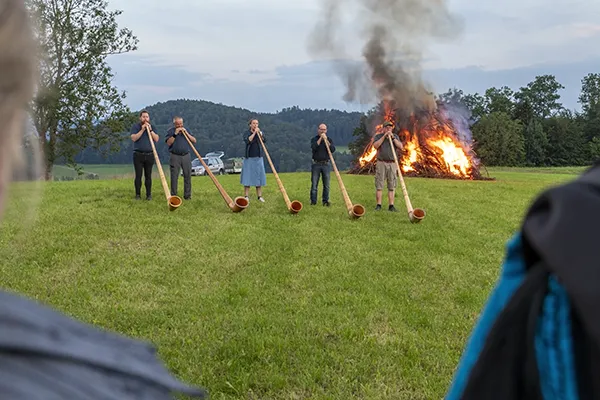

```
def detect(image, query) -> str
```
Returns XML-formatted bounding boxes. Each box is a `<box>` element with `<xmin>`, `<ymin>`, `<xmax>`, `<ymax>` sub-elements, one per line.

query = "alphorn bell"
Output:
<box><xmin>146</xmin><ymin>125</ymin><xmax>182</xmax><ymax>211</ymax></box>
<box><xmin>255</xmin><ymin>130</ymin><xmax>303</xmax><ymax>214</ymax></box>
<box><xmin>387</xmin><ymin>135</ymin><xmax>425</xmax><ymax>223</ymax></box>
<box><xmin>322</xmin><ymin>135</ymin><xmax>365</xmax><ymax>219</ymax></box>
<box><xmin>180</xmin><ymin>128</ymin><xmax>248</xmax><ymax>212</ymax></box>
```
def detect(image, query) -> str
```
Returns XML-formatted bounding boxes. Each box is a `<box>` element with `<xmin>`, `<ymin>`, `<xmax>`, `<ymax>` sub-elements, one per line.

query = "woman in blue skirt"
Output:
<box><xmin>241</xmin><ymin>118</ymin><xmax>267</xmax><ymax>202</ymax></box>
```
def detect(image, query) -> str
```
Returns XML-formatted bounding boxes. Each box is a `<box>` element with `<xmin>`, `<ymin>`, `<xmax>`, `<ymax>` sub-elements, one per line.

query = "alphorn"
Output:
<box><xmin>387</xmin><ymin>135</ymin><xmax>425</xmax><ymax>223</ymax></box>
<box><xmin>146</xmin><ymin>125</ymin><xmax>182</xmax><ymax>211</ymax></box>
<box><xmin>180</xmin><ymin>128</ymin><xmax>248</xmax><ymax>212</ymax></box>
<box><xmin>322</xmin><ymin>136</ymin><xmax>365</xmax><ymax>219</ymax></box>
<box><xmin>255</xmin><ymin>130</ymin><xmax>303</xmax><ymax>214</ymax></box>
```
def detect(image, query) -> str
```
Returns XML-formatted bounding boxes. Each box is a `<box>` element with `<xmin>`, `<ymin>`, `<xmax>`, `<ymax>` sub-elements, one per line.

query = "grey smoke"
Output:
<box><xmin>308</xmin><ymin>0</ymin><xmax>465</xmax><ymax>113</ymax></box>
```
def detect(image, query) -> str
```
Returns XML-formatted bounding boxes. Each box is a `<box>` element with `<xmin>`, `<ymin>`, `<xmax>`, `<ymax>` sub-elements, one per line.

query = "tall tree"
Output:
<box><xmin>26</xmin><ymin>0</ymin><xmax>138</xmax><ymax>178</ymax></box>
<box><xmin>514</xmin><ymin>75</ymin><xmax>565</xmax><ymax>119</ymax></box>
<box><xmin>578</xmin><ymin>73</ymin><xmax>600</xmax><ymax>142</ymax></box>
<box><xmin>484</xmin><ymin>86</ymin><xmax>515</xmax><ymax>115</ymax></box>
<box><xmin>471</xmin><ymin>112</ymin><xmax>525</xmax><ymax>166</ymax></box>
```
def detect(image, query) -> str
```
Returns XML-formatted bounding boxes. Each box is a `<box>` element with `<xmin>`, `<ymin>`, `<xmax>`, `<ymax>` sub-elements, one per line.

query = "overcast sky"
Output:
<box><xmin>107</xmin><ymin>0</ymin><xmax>600</xmax><ymax>113</ymax></box>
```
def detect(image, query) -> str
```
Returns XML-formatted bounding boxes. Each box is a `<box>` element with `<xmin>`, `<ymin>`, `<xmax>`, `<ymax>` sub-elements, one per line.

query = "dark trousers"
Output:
<box><xmin>133</xmin><ymin>151</ymin><xmax>154</xmax><ymax>197</ymax></box>
<box><xmin>310</xmin><ymin>162</ymin><xmax>331</xmax><ymax>204</ymax></box>
<box><xmin>169</xmin><ymin>152</ymin><xmax>192</xmax><ymax>198</ymax></box>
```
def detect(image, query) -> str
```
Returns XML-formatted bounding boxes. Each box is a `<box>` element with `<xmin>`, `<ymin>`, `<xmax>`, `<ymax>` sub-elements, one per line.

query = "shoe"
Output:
<box><xmin>184</xmin><ymin>197</ymin><xmax>191</xmax><ymax>200</ymax></box>
<box><xmin>258</xmin><ymin>196</ymin><xmax>265</xmax><ymax>202</ymax></box>
<box><xmin>389</xmin><ymin>205</ymin><xmax>397</xmax><ymax>212</ymax></box>
<box><xmin>135</xmin><ymin>195</ymin><xmax>141</xmax><ymax>200</ymax></box>
<box><xmin>375</xmin><ymin>204</ymin><xmax>382</xmax><ymax>211</ymax></box>
<box><xmin>146</xmin><ymin>195</ymin><xmax>152</xmax><ymax>200</ymax></box>
<box><xmin>245</xmin><ymin>196</ymin><xmax>249</xmax><ymax>203</ymax></box>
<box><xmin>323</xmin><ymin>202</ymin><xmax>330</xmax><ymax>206</ymax></box>
<box><xmin>311</xmin><ymin>202</ymin><xmax>317</xmax><ymax>205</ymax></box>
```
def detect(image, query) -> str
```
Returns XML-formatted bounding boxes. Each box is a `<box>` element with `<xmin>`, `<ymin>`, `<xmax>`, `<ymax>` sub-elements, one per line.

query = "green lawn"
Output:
<box><xmin>0</xmin><ymin>168</ymin><xmax>583</xmax><ymax>399</ymax></box>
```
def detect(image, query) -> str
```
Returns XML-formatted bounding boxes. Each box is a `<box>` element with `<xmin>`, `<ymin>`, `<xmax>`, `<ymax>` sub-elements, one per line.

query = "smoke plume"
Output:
<box><xmin>308</xmin><ymin>0</ymin><xmax>464</xmax><ymax>113</ymax></box>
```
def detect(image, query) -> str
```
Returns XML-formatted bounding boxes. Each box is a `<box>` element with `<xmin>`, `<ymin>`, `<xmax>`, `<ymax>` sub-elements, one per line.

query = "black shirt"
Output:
<box><xmin>165</xmin><ymin>127</ymin><xmax>191</xmax><ymax>155</ymax></box>
<box><xmin>243</xmin><ymin>129</ymin><xmax>266</xmax><ymax>158</ymax></box>
<box><xmin>130</xmin><ymin>123</ymin><xmax>158</xmax><ymax>153</ymax></box>
<box><xmin>311</xmin><ymin>135</ymin><xmax>335</xmax><ymax>162</ymax></box>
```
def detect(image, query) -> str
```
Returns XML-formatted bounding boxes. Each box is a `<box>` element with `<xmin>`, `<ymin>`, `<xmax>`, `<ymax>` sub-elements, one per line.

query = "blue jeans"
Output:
<box><xmin>310</xmin><ymin>162</ymin><xmax>331</xmax><ymax>204</ymax></box>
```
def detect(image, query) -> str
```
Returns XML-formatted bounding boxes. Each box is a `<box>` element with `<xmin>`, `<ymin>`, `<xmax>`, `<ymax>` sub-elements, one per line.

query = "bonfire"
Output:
<box><xmin>350</xmin><ymin>101</ymin><xmax>491</xmax><ymax>180</ymax></box>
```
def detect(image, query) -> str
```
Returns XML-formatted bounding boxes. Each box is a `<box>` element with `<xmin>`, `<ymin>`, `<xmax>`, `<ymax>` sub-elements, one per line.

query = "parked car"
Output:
<box><xmin>187</xmin><ymin>156</ymin><xmax>225</xmax><ymax>176</ymax></box>
<box><xmin>224</xmin><ymin>158</ymin><xmax>243</xmax><ymax>174</ymax></box>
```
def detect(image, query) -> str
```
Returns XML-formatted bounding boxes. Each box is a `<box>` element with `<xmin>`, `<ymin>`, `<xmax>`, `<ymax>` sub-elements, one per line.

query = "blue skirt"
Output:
<box><xmin>240</xmin><ymin>157</ymin><xmax>267</xmax><ymax>187</ymax></box>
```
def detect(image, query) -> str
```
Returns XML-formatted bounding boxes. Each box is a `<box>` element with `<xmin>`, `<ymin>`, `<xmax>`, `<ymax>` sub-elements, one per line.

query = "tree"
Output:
<box><xmin>579</xmin><ymin>73</ymin><xmax>600</xmax><ymax>142</ymax></box>
<box><xmin>514</xmin><ymin>75</ymin><xmax>565</xmax><ymax>119</ymax></box>
<box><xmin>471</xmin><ymin>112</ymin><xmax>525</xmax><ymax>166</ymax></box>
<box><xmin>348</xmin><ymin>115</ymin><xmax>371</xmax><ymax>160</ymax></box>
<box><xmin>544</xmin><ymin>112</ymin><xmax>586</xmax><ymax>166</ymax></box>
<box><xmin>523</xmin><ymin>118</ymin><xmax>548</xmax><ymax>166</ymax></box>
<box><xmin>484</xmin><ymin>86</ymin><xmax>515</xmax><ymax>115</ymax></box>
<box><xmin>579</xmin><ymin>73</ymin><xmax>600</xmax><ymax>115</ymax></box>
<box><xmin>26</xmin><ymin>0</ymin><xmax>138</xmax><ymax>178</ymax></box>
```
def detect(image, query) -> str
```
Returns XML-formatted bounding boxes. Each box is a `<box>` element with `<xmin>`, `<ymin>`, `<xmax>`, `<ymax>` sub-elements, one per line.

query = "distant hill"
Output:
<box><xmin>73</xmin><ymin>99</ymin><xmax>363</xmax><ymax>172</ymax></box>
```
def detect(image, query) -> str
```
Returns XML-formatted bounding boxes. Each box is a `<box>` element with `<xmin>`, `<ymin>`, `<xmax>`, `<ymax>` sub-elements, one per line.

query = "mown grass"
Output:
<box><xmin>0</xmin><ymin>167</ymin><xmax>582</xmax><ymax>399</ymax></box>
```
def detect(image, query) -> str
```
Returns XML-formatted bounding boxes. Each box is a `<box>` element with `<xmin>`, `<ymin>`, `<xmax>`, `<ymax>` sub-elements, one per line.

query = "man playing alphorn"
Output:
<box><xmin>130</xmin><ymin>110</ymin><xmax>159</xmax><ymax>200</ymax></box>
<box><xmin>310</xmin><ymin>123</ymin><xmax>335</xmax><ymax>206</ymax></box>
<box><xmin>373</xmin><ymin>121</ymin><xmax>403</xmax><ymax>212</ymax></box>
<box><xmin>165</xmin><ymin>116</ymin><xmax>195</xmax><ymax>200</ymax></box>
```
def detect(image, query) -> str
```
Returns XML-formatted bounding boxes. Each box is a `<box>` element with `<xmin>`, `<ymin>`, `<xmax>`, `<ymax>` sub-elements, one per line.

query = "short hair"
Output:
<box><xmin>139</xmin><ymin>110</ymin><xmax>149</xmax><ymax>116</ymax></box>
<box><xmin>173</xmin><ymin>115</ymin><xmax>183</xmax><ymax>121</ymax></box>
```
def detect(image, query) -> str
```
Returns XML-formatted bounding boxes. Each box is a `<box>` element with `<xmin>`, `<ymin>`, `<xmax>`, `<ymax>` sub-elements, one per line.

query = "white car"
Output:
<box><xmin>188</xmin><ymin>156</ymin><xmax>225</xmax><ymax>176</ymax></box>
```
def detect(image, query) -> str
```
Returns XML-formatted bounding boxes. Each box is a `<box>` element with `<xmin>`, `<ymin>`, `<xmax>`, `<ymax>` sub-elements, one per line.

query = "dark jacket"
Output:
<box><xmin>0</xmin><ymin>289</ymin><xmax>207</xmax><ymax>398</ymax></box>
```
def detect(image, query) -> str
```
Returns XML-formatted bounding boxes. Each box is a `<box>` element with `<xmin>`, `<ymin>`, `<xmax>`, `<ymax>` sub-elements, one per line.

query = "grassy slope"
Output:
<box><xmin>0</xmin><ymin>168</ymin><xmax>582</xmax><ymax>399</ymax></box>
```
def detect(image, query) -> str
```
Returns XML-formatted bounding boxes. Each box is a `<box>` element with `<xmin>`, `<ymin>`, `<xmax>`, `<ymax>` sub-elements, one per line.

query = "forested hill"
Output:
<box><xmin>73</xmin><ymin>99</ymin><xmax>363</xmax><ymax>172</ymax></box>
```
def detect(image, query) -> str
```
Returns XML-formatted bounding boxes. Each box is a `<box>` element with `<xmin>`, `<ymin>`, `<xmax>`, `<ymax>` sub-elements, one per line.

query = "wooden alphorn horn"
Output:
<box><xmin>322</xmin><ymin>136</ymin><xmax>365</xmax><ymax>219</ymax></box>
<box><xmin>387</xmin><ymin>135</ymin><xmax>425</xmax><ymax>223</ymax></box>
<box><xmin>180</xmin><ymin>128</ymin><xmax>248</xmax><ymax>212</ymax></box>
<box><xmin>255</xmin><ymin>130</ymin><xmax>303</xmax><ymax>214</ymax></box>
<box><xmin>146</xmin><ymin>125</ymin><xmax>182</xmax><ymax>211</ymax></box>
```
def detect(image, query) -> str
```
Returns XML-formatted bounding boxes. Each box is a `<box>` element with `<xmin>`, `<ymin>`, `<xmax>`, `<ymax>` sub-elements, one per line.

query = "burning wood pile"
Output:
<box><xmin>349</xmin><ymin>101</ymin><xmax>491</xmax><ymax>180</ymax></box>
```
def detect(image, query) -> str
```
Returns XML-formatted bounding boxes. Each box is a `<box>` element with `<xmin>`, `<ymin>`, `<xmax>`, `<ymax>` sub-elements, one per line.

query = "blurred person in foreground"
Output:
<box><xmin>445</xmin><ymin>160</ymin><xmax>600</xmax><ymax>399</ymax></box>
<box><xmin>0</xmin><ymin>1</ymin><xmax>206</xmax><ymax>398</ymax></box>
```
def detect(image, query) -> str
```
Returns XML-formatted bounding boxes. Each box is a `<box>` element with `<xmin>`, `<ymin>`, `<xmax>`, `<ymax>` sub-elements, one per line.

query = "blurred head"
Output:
<box><xmin>173</xmin><ymin>116</ymin><xmax>183</xmax><ymax>128</ymax></box>
<box><xmin>0</xmin><ymin>0</ymin><xmax>37</xmax><ymax>219</ymax></box>
<box><xmin>139</xmin><ymin>110</ymin><xmax>150</xmax><ymax>124</ymax></box>
<box><xmin>318</xmin><ymin>123</ymin><xmax>327</xmax><ymax>134</ymax></box>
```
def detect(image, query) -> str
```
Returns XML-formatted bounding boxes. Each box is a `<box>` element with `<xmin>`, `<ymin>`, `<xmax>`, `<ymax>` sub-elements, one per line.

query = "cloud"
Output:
<box><xmin>108</xmin><ymin>53</ymin><xmax>598</xmax><ymax>114</ymax></box>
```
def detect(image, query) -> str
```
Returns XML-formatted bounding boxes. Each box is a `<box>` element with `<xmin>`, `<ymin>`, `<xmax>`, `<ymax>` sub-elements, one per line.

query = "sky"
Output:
<box><xmin>107</xmin><ymin>0</ymin><xmax>600</xmax><ymax>114</ymax></box>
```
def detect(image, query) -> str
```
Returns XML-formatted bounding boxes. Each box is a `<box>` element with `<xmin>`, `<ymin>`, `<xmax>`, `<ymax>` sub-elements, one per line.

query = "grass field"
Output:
<box><xmin>0</xmin><ymin>167</ymin><xmax>584</xmax><ymax>399</ymax></box>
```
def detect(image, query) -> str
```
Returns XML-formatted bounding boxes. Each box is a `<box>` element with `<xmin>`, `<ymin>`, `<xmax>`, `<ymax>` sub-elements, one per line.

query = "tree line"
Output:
<box><xmin>437</xmin><ymin>74</ymin><xmax>600</xmax><ymax>167</ymax></box>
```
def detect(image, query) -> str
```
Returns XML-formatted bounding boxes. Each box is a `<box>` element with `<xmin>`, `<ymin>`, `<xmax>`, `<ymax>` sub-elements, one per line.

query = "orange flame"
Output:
<box><xmin>357</xmin><ymin>102</ymin><xmax>475</xmax><ymax>179</ymax></box>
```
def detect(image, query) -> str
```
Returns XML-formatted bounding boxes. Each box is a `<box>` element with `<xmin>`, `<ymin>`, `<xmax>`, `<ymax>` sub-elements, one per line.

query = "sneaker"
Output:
<box><xmin>389</xmin><ymin>205</ymin><xmax>397</xmax><ymax>212</ymax></box>
<box><xmin>245</xmin><ymin>196</ymin><xmax>249</xmax><ymax>203</ymax></box>
<box><xmin>311</xmin><ymin>202</ymin><xmax>317</xmax><ymax>205</ymax></box>
<box><xmin>258</xmin><ymin>196</ymin><xmax>265</xmax><ymax>202</ymax></box>
<box><xmin>323</xmin><ymin>202</ymin><xmax>330</xmax><ymax>206</ymax></box>
<box><xmin>184</xmin><ymin>197</ymin><xmax>191</xmax><ymax>200</ymax></box>
<box><xmin>135</xmin><ymin>195</ymin><xmax>141</xmax><ymax>200</ymax></box>
<box><xmin>146</xmin><ymin>195</ymin><xmax>152</xmax><ymax>200</ymax></box>
<box><xmin>375</xmin><ymin>204</ymin><xmax>382</xmax><ymax>211</ymax></box>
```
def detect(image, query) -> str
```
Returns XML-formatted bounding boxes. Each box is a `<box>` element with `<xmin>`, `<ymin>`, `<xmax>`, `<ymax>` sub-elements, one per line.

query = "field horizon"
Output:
<box><xmin>0</xmin><ymin>167</ymin><xmax>584</xmax><ymax>399</ymax></box>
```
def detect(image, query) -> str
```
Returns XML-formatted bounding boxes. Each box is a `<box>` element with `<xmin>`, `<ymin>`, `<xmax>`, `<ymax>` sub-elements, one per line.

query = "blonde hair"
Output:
<box><xmin>0</xmin><ymin>0</ymin><xmax>37</xmax><ymax>214</ymax></box>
